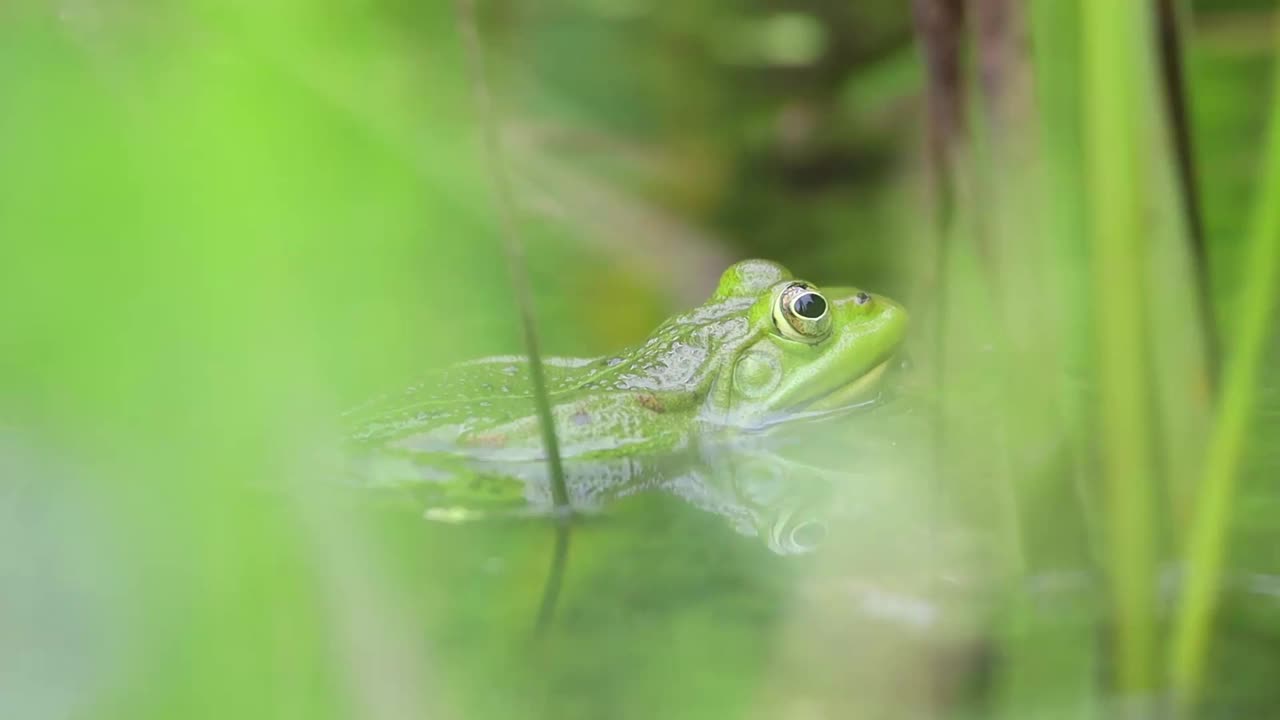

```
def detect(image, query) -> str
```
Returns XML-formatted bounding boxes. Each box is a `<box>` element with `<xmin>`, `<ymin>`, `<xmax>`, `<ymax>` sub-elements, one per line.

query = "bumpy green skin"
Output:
<box><xmin>345</xmin><ymin>259</ymin><xmax>908</xmax><ymax>463</ymax></box>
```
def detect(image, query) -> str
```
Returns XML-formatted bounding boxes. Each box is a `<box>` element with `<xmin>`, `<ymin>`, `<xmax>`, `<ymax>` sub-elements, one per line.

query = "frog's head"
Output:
<box><xmin>706</xmin><ymin>259</ymin><xmax>907</xmax><ymax>428</ymax></box>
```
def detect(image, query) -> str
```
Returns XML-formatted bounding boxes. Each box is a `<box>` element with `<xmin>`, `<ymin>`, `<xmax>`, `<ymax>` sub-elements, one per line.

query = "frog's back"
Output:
<box><xmin>345</xmin><ymin>355</ymin><xmax>606</xmax><ymax>443</ymax></box>
<box><xmin>344</xmin><ymin>279</ymin><xmax>762</xmax><ymax>461</ymax></box>
<box><xmin>344</xmin><ymin>352</ymin><xmax>688</xmax><ymax>460</ymax></box>
<box><xmin>355</xmin><ymin>332</ymin><xmax>740</xmax><ymax>459</ymax></box>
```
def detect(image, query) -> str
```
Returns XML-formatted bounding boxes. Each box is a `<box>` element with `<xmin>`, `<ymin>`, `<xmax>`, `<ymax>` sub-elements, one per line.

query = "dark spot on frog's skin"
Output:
<box><xmin>462</xmin><ymin>432</ymin><xmax>508</xmax><ymax>449</ymax></box>
<box><xmin>571</xmin><ymin>409</ymin><xmax>592</xmax><ymax>426</ymax></box>
<box><xmin>636</xmin><ymin>394</ymin><xmax>665</xmax><ymax>413</ymax></box>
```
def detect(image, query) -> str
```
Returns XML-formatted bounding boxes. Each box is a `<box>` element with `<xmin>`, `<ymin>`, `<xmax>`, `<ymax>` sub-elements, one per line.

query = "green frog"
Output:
<box><xmin>347</xmin><ymin>259</ymin><xmax>906</xmax><ymax>457</ymax></box>
<box><xmin>343</xmin><ymin>259</ymin><xmax>908</xmax><ymax>552</ymax></box>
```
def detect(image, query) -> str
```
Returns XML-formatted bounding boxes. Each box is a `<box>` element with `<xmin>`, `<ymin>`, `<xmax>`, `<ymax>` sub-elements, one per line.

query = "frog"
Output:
<box><xmin>345</xmin><ymin>258</ymin><xmax>908</xmax><ymax>462</ymax></box>
<box><xmin>342</xmin><ymin>258</ymin><xmax>908</xmax><ymax>553</ymax></box>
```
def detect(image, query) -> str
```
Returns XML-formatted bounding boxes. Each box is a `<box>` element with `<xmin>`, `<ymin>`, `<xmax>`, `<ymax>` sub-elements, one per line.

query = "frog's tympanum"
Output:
<box><xmin>344</xmin><ymin>259</ymin><xmax>907</xmax><ymax>554</ymax></box>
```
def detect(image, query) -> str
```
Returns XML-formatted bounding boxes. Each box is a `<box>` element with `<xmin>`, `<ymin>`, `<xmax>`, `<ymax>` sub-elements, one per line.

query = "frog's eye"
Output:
<box><xmin>773</xmin><ymin>282</ymin><xmax>831</xmax><ymax>343</ymax></box>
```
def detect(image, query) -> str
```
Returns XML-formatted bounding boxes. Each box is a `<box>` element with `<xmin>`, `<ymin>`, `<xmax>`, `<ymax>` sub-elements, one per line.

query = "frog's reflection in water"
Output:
<box><xmin>350</xmin><ymin>432</ymin><xmax>884</xmax><ymax>556</ymax></box>
<box><xmin>350</xmin><ymin>399</ymin><xmax>921</xmax><ymax>558</ymax></box>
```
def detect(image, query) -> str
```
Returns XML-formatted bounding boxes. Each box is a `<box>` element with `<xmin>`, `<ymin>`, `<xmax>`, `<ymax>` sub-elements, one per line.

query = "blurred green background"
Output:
<box><xmin>3</xmin><ymin>0</ymin><xmax>1279</xmax><ymax>718</ymax></box>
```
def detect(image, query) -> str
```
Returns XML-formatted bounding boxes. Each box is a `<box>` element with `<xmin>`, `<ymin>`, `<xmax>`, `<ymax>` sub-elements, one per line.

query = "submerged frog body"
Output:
<box><xmin>345</xmin><ymin>259</ymin><xmax>908</xmax><ymax>463</ymax></box>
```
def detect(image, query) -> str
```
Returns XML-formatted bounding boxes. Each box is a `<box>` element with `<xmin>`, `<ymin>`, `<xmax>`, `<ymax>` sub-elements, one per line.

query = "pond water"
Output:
<box><xmin>333</xmin><ymin>358</ymin><xmax>1280</xmax><ymax>719</ymax></box>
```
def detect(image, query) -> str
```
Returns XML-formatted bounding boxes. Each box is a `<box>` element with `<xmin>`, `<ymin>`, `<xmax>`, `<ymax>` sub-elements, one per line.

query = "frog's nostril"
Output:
<box><xmin>854</xmin><ymin>292</ymin><xmax>871</xmax><ymax>306</ymax></box>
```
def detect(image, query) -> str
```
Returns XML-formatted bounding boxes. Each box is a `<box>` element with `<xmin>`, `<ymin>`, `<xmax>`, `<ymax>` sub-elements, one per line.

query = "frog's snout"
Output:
<box><xmin>829</xmin><ymin>288</ymin><xmax>909</xmax><ymax>349</ymax></box>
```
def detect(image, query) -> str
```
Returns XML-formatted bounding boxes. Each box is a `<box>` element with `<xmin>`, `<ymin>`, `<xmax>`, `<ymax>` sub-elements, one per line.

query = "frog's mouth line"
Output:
<box><xmin>800</xmin><ymin>357</ymin><xmax>893</xmax><ymax>414</ymax></box>
<box><xmin>740</xmin><ymin>357</ymin><xmax>896</xmax><ymax>431</ymax></box>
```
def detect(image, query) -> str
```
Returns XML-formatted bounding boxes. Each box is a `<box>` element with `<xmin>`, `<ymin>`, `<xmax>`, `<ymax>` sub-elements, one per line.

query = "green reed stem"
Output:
<box><xmin>1029</xmin><ymin>0</ymin><xmax>1105</xmax><ymax>566</ymax></box>
<box><xmin>454</xmin><ymin>0</ymin><xmax>570</xmax><ymax>513</ymax></box>
<box><xmin>1154</xmin><ymin>0</ymin><xmax>1219</xmax><ymax>381</ymax></box>
<box><xmin>908</xmin><ymin>5</ymin><xmax>965</xmax><ymax>706</ymax></box>
<box><xmin>535</xmin><ymin>522</ymin><xmax>572</xmax><ymax>633</ymax></box>
<box><xmin>1170</xmin><ymin>14</ymin><xmax>1280</xmax><ymax>705</ymax></box>
<box><xmin>1081</xmin><ymin>0</ymin><xmax>1158</xmax><ymax>693</ymax></box>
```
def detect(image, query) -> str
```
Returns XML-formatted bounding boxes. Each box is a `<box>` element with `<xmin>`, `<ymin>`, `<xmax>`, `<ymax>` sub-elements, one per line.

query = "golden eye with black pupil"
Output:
<box><xmin>792</xmin><ymin>291</ymin><xmax>826</xmax><ymax>318</ymax></box>
<box><xmin>773</xmin><ymin>282</ymin><xmax>832</xmax><ymax>342</ymax></box>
